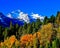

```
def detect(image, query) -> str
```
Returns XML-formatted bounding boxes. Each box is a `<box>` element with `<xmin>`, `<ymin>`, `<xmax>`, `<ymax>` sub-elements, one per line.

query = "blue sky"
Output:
<box><xmin>0</xmin><ymin>0</ymin><xmax>60</xmax><ymax>17</ymax></box>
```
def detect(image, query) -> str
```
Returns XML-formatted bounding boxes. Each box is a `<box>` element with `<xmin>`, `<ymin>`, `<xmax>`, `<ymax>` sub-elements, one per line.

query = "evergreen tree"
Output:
<box><xmin>27</xmin><ymin>23</ymin><xmax>31</xmax><ymax>34</ymax></box>
<box><xmin>22</xmin><ymin>25</ymin><xmax>27</xmax><ymax>35</ymax></box>
<box><xmin>15</xmin><ymin>24</ymin><xmax>19</xmax><ymax>38</ymax></box>
<box><xmin>35</xmin><ymin>19</ymin><xmax>42</xmax><ymax>31</ymax></box>
<box><xmin>15</xmin><ymin>23</ymin><xmax>19</xmax><ymax>30</ymax></box>
<box><xmin>18</xmin><ymin>26</ymin><xmax>23</xmax><ymax>37</ymax></box>
<box><xmin>32</xmin><ymin>22</ymin><xmax>36</xmax><ymax>34</ymax></box>
<box><xmin>24</xmin><ymin>22</ymin><xmax>27</xmax><ymax>29</ymax></box>
<box><xmin>8</xmin><ymin>21</ymin><xmax>15</xmax><ymax>36</ymax></box>
<box><xmin>10</xmin><ymin>21</ymin><xmax>13</xmax><ymax>30</ymax></box>
<box><xmin>22</xmin><ymin>22</ymin><xmax>27</xmax><ymax>35</ymax></box>
<box><xmin>3</xmin><ymin>28</ymin><xmax>8</xmax><ymax>39</ymax></box>
<box><xmin>49</xmin><ymin>15</ymin><xmax>55</xmax><ymax>23</ymax></box>
<box><xmin>0</xmin><ymin>26</ymin><xmax>4</xmax><ymax>42</ymax></box>
<box><xmin>56</xmin><ymin>11</ymin><xmax>60</xmax><ymax>26</ymax></box>
<box><xmin>43</xmin><ymin>16</ymin><xmax>49</xmax><ymax>24</ymax></box>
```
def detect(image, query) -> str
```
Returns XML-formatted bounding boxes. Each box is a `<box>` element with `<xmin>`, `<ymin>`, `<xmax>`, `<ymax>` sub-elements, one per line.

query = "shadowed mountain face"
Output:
<box><xmin>0</xmin><ymin>13</ymin><xmax>24</xmax><ymax>27</ymax></box>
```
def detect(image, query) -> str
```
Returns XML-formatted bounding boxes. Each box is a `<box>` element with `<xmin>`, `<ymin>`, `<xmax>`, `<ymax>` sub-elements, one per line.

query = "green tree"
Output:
<box><xmin>22</xmin><ymin>22</ymin><xmax>27</xmax><ymax>35</ymax></box>
<box><xmin>8</xmin><ymin>21</ymin><xmax>16</xmax><ymax>36</ymax></box>
<box><xmin>24</xmin><ymin>22</ymin><xmax>27</xmax><ymax>29</ymax></box>
<box><xmin>35</xmin><ymin>19</ymin><xmax>42</xmax><ymax>31</ymax></box>
<box><xmin>10</xmin><ymin>21</ymin><xmax>13</xmax><ymax>30</ymax></box>
<box><xmin>32</xmin><ymin>22</ymin><xmax>36</xmax><ymax>34</ymax></box>
<box><xmin>43</xmin><ymin>16</ymin><xmax>49</xmax><ymax>24</ymax></box>
<box><xmin>27</xmin><ymin>23</ymin><xmax>31</xmax><ymax>34</ymax></box>
<box><xmin>18</xmin><ymin>26</ymin><xmax>23</xmax><ymax>37</ymax></box>
<box><xmin>15</xmin><ymin>24</ymin><xmax>19</xmax><ymax>38</ymax></box>
<box><xmin>3</xmin><ymin>28</ymin><xmax>8</xmax><ymax>39</ymax></box>
<box><xmin>56</xmin><ymin>11</ymin><xmax>60</xmax><ymax>26</ymax></box>
<box><xmin>15</xmin><ymin>24</ymin><xmax>19</xmax><ymax>30</ymax></box>
<box><xmin>49</xmin><ymin>15</ymin><xmax>55</xmax><ymax>23</ymax></box>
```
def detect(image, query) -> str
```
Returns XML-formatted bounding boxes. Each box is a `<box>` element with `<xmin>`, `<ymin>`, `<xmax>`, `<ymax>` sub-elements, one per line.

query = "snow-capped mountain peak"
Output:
<box><xmin>18</xmin><ymin>12</ymin><xmax>30</xmax><ymax>23</ymax></box>
<box><xmin>31</xmin><ymin>13</ymin><xmax>44</xmax><ymax>21</ymax></box>
<box><xmin>7</xmin><ymin>10</ymin><xmax>30</xmax><ymax>23</ymax></box>
<box><xmin>7</xmin><ymin>10</ymin><xmax>44</xmax><ymax>23</ymax></box>
<box><xmin>7</xmin><ymin>13</ymin><xmax>12</xmax><ymax>18</ymax></box>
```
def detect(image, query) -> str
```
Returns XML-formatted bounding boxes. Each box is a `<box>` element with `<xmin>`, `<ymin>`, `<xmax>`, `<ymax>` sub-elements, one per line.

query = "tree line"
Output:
<box><xmin>0</xmin><ymin>11</ymin><xmax>60</xmax><ymax>41</ymax></box>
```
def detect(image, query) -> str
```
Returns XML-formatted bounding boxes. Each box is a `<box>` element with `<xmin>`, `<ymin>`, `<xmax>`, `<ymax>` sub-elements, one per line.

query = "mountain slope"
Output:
<box><xmin>0</xmin><ymin>13</ymin><xmax>24</xmax><ymax>27</ymax></box>
<box><xmin>0</xmin><ymin>10</ymin><xmax>44</xmax><ymax>27</ymax></box>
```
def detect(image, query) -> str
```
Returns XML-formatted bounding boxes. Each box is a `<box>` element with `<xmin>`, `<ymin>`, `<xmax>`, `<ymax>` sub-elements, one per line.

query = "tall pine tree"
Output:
<box><xmin>35</xmin><ymin>19</ymin><xmax>42</xmax><ymax>31</ymax></box>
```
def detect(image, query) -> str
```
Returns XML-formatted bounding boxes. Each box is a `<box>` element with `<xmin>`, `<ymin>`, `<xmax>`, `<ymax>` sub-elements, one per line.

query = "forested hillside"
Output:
<box><xmin>0</xmin><ymin>11</ymin><xmax>60</xmax><ymax>48</ymax></box>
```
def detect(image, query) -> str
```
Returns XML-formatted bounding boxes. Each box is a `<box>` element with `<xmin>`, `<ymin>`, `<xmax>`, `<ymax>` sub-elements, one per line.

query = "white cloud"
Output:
<box><xmin>31</xmin><ymin>13</ymin><xmax>44</xmax><ymax>21</ymax></box>
<box><xmin>18</xmin><ymin>12</ymin><xmax>30</xmax><ymax>23</ymax></box>
<box><xmin>7</xmin><ymin>13</ymin><xmax>12</xmax><ymax>18</ymax></box>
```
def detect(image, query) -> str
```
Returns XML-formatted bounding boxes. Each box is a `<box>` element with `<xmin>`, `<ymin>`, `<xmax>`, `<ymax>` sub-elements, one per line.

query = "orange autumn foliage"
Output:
<box><xmin>20</xmin><ymin>32</ymin><xmax>41</xmax><ymax>46</ymax></box>
<box><xmin>0</xmin><ymin>42</ymin><xmax>4</xmax><ymax>47</ymax></box>
<box><xmin>9</xmin><ymin>35</ymin><xmax>16</xmax><ymax>45</ymax></box>
<box><xmin>20</xmin><ymin>34</ymin><xmax>33</xmax><ymax>45</ymax></box>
